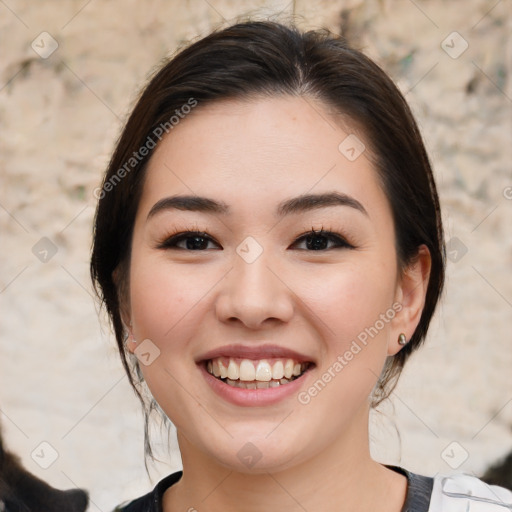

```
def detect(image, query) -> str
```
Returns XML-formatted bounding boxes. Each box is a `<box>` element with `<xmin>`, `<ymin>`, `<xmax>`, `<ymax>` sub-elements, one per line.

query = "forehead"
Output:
<box><xmin>139</xmin><ymin>96</ymin><xmax>389</xmax><ymax>222</ymax></box>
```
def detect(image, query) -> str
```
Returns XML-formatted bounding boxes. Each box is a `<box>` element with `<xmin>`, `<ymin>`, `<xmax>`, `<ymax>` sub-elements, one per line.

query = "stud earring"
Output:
<box><xmin>398</xmin><ymin>333</ymin><xmax>407</xmax><ymax>346</ymax></box>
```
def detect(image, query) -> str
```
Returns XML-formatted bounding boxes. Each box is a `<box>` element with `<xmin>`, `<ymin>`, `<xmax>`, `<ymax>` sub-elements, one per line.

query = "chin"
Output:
<box><xmin>200</xmin><ymin>434</ymin><xmax>308</xmax><ymax>475</ymax></box>
<box><xmin>219</xmin><ymin>453</ymin><xmax>303</xmax><ymax>475</ymax></box>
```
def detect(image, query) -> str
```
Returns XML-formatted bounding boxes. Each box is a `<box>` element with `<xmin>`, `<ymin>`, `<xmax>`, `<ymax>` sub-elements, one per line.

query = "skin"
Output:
<box><xmin>121</xmin><ymin>96</ymin><xmax>431</xmax><ymax>511</ymax></box>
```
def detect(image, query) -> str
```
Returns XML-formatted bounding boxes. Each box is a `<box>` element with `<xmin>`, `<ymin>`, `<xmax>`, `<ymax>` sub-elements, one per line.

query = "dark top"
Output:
<box><xmin>114</xmin><ymin>466</ymin><xmax>433</xmax><ymax>512</ymax></box>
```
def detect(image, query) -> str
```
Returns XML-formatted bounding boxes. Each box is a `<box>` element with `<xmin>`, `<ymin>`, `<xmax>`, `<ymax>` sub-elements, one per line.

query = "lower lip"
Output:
<box><xmin>199</xmin><ymin>363</ymin><xmax>311</xmax><ymax>407</ymax></box>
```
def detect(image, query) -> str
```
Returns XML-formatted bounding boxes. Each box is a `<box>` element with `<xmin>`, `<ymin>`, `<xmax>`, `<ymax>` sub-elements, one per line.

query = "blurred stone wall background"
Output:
<box><xmin>0</xmin><ymin>0</ymin><xmax>511</xmax><ymax>509</ymax></box>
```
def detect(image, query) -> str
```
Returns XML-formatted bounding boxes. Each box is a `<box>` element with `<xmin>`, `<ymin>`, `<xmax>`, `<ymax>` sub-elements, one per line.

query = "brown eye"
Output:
<box><xmin>292</xmin><ymin>229</ymin><xmax>354</xmax><ymax>251</ymax></box>
<box><xmin>157</xmin><ymin>231</ymin><xmax>221</xmax><ymax>251</ymax></box>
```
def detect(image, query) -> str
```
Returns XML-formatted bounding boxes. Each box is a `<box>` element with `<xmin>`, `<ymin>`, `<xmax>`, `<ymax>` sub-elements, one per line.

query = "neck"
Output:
<box><xmin>163</xmin><ymin>405</ymin><xmax>407</xmax><ymax>512</ymax></box>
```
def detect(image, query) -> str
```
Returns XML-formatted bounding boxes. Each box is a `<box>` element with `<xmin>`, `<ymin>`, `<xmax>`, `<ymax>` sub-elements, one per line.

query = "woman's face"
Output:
<box><xmin>125</xmin><ymin>96</ymin><xmax>426</xmax><ymax>472</ymax></box>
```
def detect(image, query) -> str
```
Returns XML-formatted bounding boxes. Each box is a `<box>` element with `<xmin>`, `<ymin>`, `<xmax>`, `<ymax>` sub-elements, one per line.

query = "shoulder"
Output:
<box><xmin>113</xmin><ymin>471</ymin><xmax>183</xmax><ymax>512</ymax></box>
<box><xmin>429</xmin><ymin>472</ymin><xmax>512</xmax><ymax>511</ymax></box>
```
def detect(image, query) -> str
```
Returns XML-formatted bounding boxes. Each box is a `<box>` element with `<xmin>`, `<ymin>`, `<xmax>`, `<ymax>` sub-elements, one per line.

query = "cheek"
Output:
<box><xmin>294</xmin><ymin>264</ymin><xmax>396</xmax><ymax>415</ymax></box>
<box><xmin>127</xmin><ymin>255</ymin><xmax>215</xmax><ymax>422</ymax></box>
<box><xmin>299</xmin><ymin>259</ymin><xmax>397</xmax><ymax>345</ymax></box>
<box><xmin>128</xmin><ymin>253</ymin><xmax>214</xmax><ymax>343</ymax></box>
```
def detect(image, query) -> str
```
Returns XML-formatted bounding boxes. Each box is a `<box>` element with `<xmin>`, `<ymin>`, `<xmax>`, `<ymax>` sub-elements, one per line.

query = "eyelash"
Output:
<box><xmin>156</xmin><ymin>225</ymin><xmax>355</xmax><ymax>251</ymax></box>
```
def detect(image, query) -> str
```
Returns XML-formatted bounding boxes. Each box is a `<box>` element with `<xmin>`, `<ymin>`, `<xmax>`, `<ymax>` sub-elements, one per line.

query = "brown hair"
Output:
<box><xmin>90</xmin><ymin>20</ymin><xmax>445</xmax><ymax>457</ymax></box>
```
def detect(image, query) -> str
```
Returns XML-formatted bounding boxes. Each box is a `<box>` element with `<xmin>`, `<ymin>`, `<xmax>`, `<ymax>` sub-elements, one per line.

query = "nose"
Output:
<box><xmin>214</xmin><ymin>245</ymin><xmax>294</xmax><ymax>330</ymax></box>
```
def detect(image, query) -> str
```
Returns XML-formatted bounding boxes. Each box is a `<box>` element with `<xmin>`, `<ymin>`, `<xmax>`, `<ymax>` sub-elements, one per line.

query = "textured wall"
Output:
<box><xmin>0</xmin><ymin>0</ymin><xmax>511</xmax><ymax>509</ymax></box>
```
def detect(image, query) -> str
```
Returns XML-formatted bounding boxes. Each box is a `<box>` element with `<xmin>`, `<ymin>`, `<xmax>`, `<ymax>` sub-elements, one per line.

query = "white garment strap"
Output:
<box><xmin>428</xmin><ymin>473</ymin><xmax>512</xmax><ymax>511</ymax></box>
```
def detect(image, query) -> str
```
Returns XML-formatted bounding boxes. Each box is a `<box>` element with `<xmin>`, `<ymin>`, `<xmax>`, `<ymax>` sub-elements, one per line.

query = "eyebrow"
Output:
<box><xmin>146</xmin><ymin>192</ymin><xmax>368</xmax><ymax>220</ymax></box>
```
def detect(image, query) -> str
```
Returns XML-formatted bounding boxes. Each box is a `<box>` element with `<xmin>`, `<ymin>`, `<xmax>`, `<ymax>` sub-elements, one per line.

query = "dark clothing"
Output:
<box><xmin>114</xmin><ymin>466</ymin><xmax>433</xmax><ymax>512</ymax></box>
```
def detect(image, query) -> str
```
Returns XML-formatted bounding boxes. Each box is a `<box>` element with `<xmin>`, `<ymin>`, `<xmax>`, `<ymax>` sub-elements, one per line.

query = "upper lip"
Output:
<box><xmin>196</xmin><ymin>344</ymin><xmax>315</xmax><ymax>364</ymax></box>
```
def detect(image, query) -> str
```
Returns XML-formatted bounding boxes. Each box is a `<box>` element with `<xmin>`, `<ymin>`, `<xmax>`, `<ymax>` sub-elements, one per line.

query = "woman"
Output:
<box><xmin>90</xmin><ymin>20</ymin><xmax>512</xmax><ymax>511</ymax></box>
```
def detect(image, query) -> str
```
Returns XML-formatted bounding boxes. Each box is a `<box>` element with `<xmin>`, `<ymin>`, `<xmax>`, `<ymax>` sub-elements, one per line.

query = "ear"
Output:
<box><xmin>388</xmin><ymin>244</ymin><xmax>431</xmax><ymax>356</ymax></box>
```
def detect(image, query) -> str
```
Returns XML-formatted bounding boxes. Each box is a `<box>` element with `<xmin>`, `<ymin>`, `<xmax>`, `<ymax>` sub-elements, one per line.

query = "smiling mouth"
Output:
<box><xmin>204</xmin><ymin>357</ymin><xmax>313</xmax><ymax>389</ymax></box>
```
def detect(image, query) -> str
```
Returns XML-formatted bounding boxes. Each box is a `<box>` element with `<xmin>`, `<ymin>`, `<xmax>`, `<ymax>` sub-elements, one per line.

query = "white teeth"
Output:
<box><xmin>239</xmin><ymin>359</ymin><xmax>256</xmax><ymax>381</ymax></box>
<box><xmin>284</xmin><ymin>359</ymin><xmax>294</xmax><ymax>379</ymax></box>
<box><xmin>218</xmin><ymin>359</ymin><xmax>228</xmax><ymax>378</ymax></box>
<box><xmin>224</xmin><ymin>378</ymin><xmax>294</xmax><ymax>389</ymax></box>
<box><xmin>207</xmin><ymin>356</ymin><xmax>310</xmax><ymax>386</ymax></box>
<box><xmin>255</xmin><ymin>360</ymin><xmax>272</xmax><ymax>381</ymax></box>
<box><xmin>272</xmin><ymin>360</ymin><xmax>284</xmax><ymax>379</ymax></box>
<box><xmin>227</xmin><ymin>360</ymin><xmax>239</xmax><ymax>380</ymax></box>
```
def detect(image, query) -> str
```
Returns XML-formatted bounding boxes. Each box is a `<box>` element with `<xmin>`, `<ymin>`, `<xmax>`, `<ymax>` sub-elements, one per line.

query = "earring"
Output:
<box><xmin>124</xmin><ymin>329</ymin><xmax>136</xmax><ymax>346</ymax></box>
<box><xmin>398</xmin><ymin>333</ymin><xmax>407</xmax><ymax>346</ymax></box>
<box><xmin>123</xmin><ymin>321</ymin><xmax>134</xmax><ymax>345</ymax></box>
